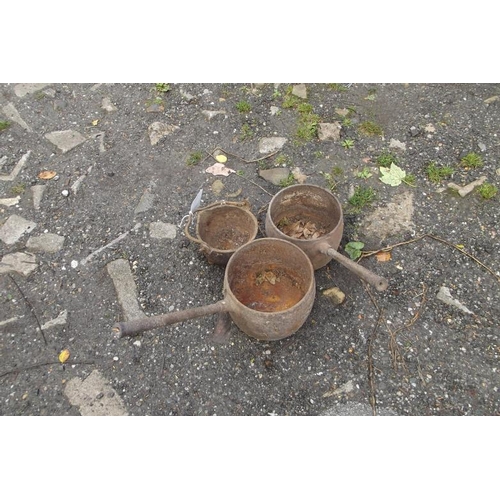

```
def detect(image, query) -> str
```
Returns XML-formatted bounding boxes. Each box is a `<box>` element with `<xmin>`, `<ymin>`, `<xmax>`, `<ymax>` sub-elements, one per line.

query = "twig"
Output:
<box><xmin>235</xmin><ymin>173</ymin><xmax>274</xmax><ymax>197</ymax></box>
<box><xmin>206</xmin><ymin>147</ymin><xmax>277</xmax><ymax>197</ymax></box>
<box><xmin>8</xmin><ymin>275</ymin><xmax>47</xmax><ymax>346</ymax></box>
<box><xmin>0</xmin><ymin>359</ymin><xmax>95</xmax><ymax>378</ymax></box>
<box><xmin>359</xmin><ymin>233</ymin><xmax>500</xmax><ymax>283</ymax></box>
<box><xmin>209</xmin><ymin>147</ymin><xmax>280</xmax><ymax>164</ymax></box>
<box><xmin>368</xmin><ymin>307</ymin><xmax>384</xmax><ymax>416</ymax></box>
<box><xmin>425</xmin><ymin>234</ymin><xmax>499</xmax><ymax>281</ymax></box>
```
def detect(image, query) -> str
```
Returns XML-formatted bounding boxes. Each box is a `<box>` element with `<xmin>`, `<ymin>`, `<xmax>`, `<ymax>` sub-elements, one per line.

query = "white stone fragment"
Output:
<box><xmin>436</xmin><ymin>286</ymin><xmax>473</xmax><ymax>314</ymax></box>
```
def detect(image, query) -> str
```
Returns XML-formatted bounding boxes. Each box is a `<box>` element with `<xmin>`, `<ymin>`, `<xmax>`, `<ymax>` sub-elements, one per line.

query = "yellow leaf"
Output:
<box><xmin>215</xmin><ymin>154</ymin><xmax>227</xmax><ymax>163</ymax></box>
<box><xmin>38</xmin><ymin>170</ymin><xmax>57</xmax><ymax>180</ymax></box>
<box><xmin>376</xmin><ymin>251</ymin><xmax>392</xmax><ymax>262</ymax></box>
<box><xmin>455</xmin><ymin>244</ymin><xmax>464</xmax><ymax>250</ymax></box>
<box><xmin>58</xmin><ymin>349</ymin><xmax>70</xmax><ymax>364</ymax></box>
<box><xmin>92</xmin><ymin>119</ymin><xmax>99</xmax><ymax>126</ymax></box>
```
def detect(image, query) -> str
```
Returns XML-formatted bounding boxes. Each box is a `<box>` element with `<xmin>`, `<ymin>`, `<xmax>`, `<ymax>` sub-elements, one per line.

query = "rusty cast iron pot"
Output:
<box><xmin>112</xmin><ymin>238</ymin><xmax>316</xmax><ymax>341</ymax></box>
<box><xmin>265</xmin><ymin>184</ymin><xmax>389</xmax><ymax>291</ymax></box>
<box><xmin>184</xmin><ymin>201</ymin><xmax>259</xmax><ymax>266</ymax></box>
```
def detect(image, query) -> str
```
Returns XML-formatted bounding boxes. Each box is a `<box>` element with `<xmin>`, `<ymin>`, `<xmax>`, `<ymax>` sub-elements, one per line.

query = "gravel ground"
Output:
<box><xmin>1</xmin><ymin>83</ymin><xmax>499</xmax><ymax>419</ymax></box>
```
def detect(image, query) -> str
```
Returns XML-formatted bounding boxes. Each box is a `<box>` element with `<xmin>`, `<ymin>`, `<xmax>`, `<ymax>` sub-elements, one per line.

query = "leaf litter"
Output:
<box><xmin>278</xmin><ymin>217</ymin><xmax>327</xmax><ymax>240</ymax></box>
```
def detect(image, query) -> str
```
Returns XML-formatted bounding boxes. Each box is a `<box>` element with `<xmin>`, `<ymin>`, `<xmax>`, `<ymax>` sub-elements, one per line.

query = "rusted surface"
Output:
<box><xmin>265</xmin><ymin>184</ymin><xmax>388</xmax><ymax>291</ymax></box>
<box><xmin>193</xmin><ymin>203</ymin><xmax>258</xmax><ymax>265</ymax></box>
<box><xmin>113</xmin><ymin>238</ymin><xmax>315</xmax><ymax>342</ymax></box>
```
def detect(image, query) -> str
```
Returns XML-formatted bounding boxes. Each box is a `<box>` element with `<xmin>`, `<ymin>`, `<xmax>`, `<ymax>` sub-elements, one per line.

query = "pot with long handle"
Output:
<box><xmin>112</xmin><ymin>238</ymin><xmax>315</xmax><ymax>341</ymax></box>
<box><xmin>265</xmin><ymin>184</ymin><xmax>389</xmax><ymax>292</ymax></box>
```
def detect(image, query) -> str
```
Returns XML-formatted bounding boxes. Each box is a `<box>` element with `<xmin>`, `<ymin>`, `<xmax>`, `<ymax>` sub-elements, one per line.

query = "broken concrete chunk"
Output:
<box><xmin>148</xmin><ymin>122</ymin><xmax>180</xmax><ymax>145</ymax></box>
<box><xmin>0</xmin><ymin>252</ymin><xmax>38</xmax><ymax>277</ymax></box>
<box><xmin>0</xmin><ymin>196</ymin><xmax>20</xmax><ymax>207</ymax></box>
<box><xmin>31</xmin><ymin>184</ymin><xmax>47</xmax><ymax>210</ymax></box>
<box><xmin>448</xmin><ymin>176</ymin><xmax>487</xmax><ymax>197</ymax></box>
<box><xmin>14</xmin><ymin>83</ymin><xmax>50</xmax><ymax>97</ymax></box>
<box><xmin>26</xmin><ymin>233</ymin><xmax>65</xmax><ymax>253</ymax></box>
<box><xmin>41</xmin><ymin>310</ymin><xmax>68</xmax><ymax>330</ymax></box>
<box><xmin>259</xmin><ymin>167</ymin><xmax>290</xmax><ymax>185</ymax></box>
<box><xmin>318</xmin><ymin>122</ymin><xmax>342</xmax><ymax>142</ymax></box>
<box><xmin>134</xmin><ymin>189</ymin><xmax>154</xmax><ymax>214</ymax></box>
<box><xmin>357</xmin><ymin>192</ymin><xmax>415</xmax><ymax>249</ymax></box>
<box><xmin>0</xmin><ymin>214</ymin><xmax>37</xmax><ymax>245</ymax></box>
<box><xmin>201</xmin><ymin>110</ymin><xmax>226</xmax><ymax>121</ymax></box>
<box><xmin>0</xmin><ymin>151</ymin><xmax>31</xmax><ymax>182</ymax></box>
<box><xmin>389</xmin><ymin>138</ymin><xmax>406</xmax><ymax>151</ymax></box>
<box><xmin>101</xmin><ymin>97</ymin><xmax>117</xmax><ymax>112</ymax></box>
<box><xmin>149</xmin><ymin>222</ymin><xmax>177</xmax><ymax>239</ymax></box>
<box><xmin>292</xmin><ymin>84</ymin><xmax>307</xmax><ymax>99</ymax></box>
<box><xmin>107</xmin><ymin>259</ymin><xmax>146</xmax><ymax>322</ymax></box>
<box><xmin>258</xmin><ymin>137</ymin><xmax>287</xmax><ymax>154</ymax></box>
<box><xmin>45</xmin><ymin>130</ymin><xmax>87</xmax><ymax>153</ymax></box>
<box><xmin>64</xmin><ymin>369</ymin><xmax>129</xmax><ymax>416</ymax></box>
<box><xmin>436</xmin><ymin>286</ymin><xmax>473</xmax><ymax>314</ymax></box>
<box><xmin>1</xmin><ymin>102</ymin><xmax>32</xmax><ymax>132</ymax></box>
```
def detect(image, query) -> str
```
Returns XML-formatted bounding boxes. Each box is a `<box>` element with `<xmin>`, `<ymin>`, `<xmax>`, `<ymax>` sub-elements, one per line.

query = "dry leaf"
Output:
<box><xmin>375</xmin><ymin>251</ymin><xmax>392</xmax><ymax>262</ymax></box>
<box><xmin>215</xmin><ymin>154</ymin><xmax>227</xmax><ymax>163</ymax></box>
<box><xmin>292</xmin><ymin>167</ymin><xmax>308</xmax><ymax>184</ymax></box>
<box><xmin>38</xmin><ymin>170</ymin><xmax>57</xmax><ymax>180</ymax></box>
<box><xmin>92</xmin><ymin>119</ymin><xmax>99</xmax><ymax>126</ymax></box>
<box><xmin>58</xmin><ymin>349</ymin><xmax>70</xmax><ymax>363</ymax></box>
<box><xmin>256</xmin><ymin>271</ymin><xmax>278</xmax><ymax>285</ymax></box>
<box><xmin>206</xmin><ymin>163</ymin><xmax>236</xmax><ymax>177</ymax></box>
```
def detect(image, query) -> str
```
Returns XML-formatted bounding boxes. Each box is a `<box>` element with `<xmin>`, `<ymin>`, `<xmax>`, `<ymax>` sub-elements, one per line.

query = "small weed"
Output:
<box><xmin>279</xmin><ymin>174</ymin><xmax>296</xmax><ymax>188</ymax></box>
<box><xmin>356</xmin><ymin>167</ymin><xmax>372</xmax><ymax>179</ymax></box>
<box><xmin>314</xmin><ymin>151</ymin><xmax>325</xmax><ymax>159</ymax></box>
<box><xmin>327</xmin><ymin>84</ymin><xmax>349</xmax><ymax>92</ymax></box>
<box><xmin>297</xmin><ymin>102</ymin><xmax>314</xmax><ymax>114</ymax></box>
<box><xmin>348</xmin><ymin>186</ymin><xmax>376</xmax><ymax>209</ymax></box>
<box><xmin>155</xmin><ymin>83</ymin><xmax>171</xmax><ymax>93</ymax></box>
<box><xmin>460</xmin><ymin>152</ymin><xmax>483</xmax><ymax>169</ymax></box>
<box><xmin>321</xmin><ymin>167</ymin><xmax>343</xmax><ymax>191</ymax></box>
<box><xmin>0</xmin><ymin>120</ymin><xmax>10</xmax><ymax>132</ymax></box>
<box><xmin>274</xmin><ymin>154</ymin><xmax>289</xmax><ymax>167</ymax></box>
<box><xmin>282</xmin><ymin>86</ymin><xmax>302</xmax><ymax>109</ymax></box>
<box><xmin>402</xmin><ymin>173</ymin><xmax>417</xmax><ymax>187</ymax></box>
<box><xmin>426</xmin><ymin>162</ymin><xmax>454</xmax><ymax>183</ymax></box>
<box><xmin>236</xmin><ymin>100</ymin><xmax>251</xmax><ymax>113</ymax></box>
<box><xmin>186</xmin><ymin>151</ymin><xmax>203</xmax><ymax>166</ymax></box>
<box><xmin>239</xmin><ymin>123</ymin><xmax>254</xmax><ymax>141</ymax></box>
<box><xmin>342</xmin><ymin>118</ymin><xmax>353</xmax><ymax>127</ymax></box>
<box><xmin>477</xmin><ymin>182</ymin><xmax>498</xmax><ymax>199</ymax></box>
<box><xmin>342</xmin><ymin>139</ymin><xmax>355</xmax><ymax>149</ymax></box>
<box><xmin>10</xmin><ymin>183</ymin><xmax>26</xmax><ymax>195</ymax></box>
<box><xmin>359</xmin><ymin>121</ymin><xmax>383</xmax><ymax>136</ymax></box>
<box><xmin>345</xmin><ymin>241</ymin><xmax>365</xmax><ymax>260</ymax></box>
<box><xmin>146</xmin><ymin>96</ymin><xmax>164</xmax><ymax>107</ymax></box>
<box><xmin>295</xmin><ymin>112</ymin><xmax>320</xmax><ymax>142</ymax></box>
<box><xmin>272</xmin><ymin>88</ymin><xmax>282</xmax><ymax>99</ymax></box>
<box><xmin>236</xmin><ymin>170</ymin><xmax>245</xmax><ymax>176</ymax></box>
<box><xmin>376</xmin><ymin>151</ymin><xmax>398</xmax><ymax>168</ymax></box>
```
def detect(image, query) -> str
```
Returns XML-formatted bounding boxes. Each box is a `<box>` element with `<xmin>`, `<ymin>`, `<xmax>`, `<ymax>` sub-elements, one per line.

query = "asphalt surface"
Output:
<box><xmin>1</xmin><ymin>83</ymin><xmax>499</xmax><ymax>417</ymax></box>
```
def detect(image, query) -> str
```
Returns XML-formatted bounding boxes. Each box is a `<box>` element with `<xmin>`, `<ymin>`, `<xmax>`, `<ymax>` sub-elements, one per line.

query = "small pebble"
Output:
<box><xmin>62</xmin><ymin>189</ymin><xmax>69</xmax><ymax>197</ymax></box>
<box><xmin>70</xmin><ymin>260</ymin><xmax>78</xmax><ymax>268</ymax></box>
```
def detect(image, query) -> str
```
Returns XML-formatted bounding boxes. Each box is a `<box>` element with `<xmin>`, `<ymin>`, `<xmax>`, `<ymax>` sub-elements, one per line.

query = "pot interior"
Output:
<box><xmin>197</xmin><ymin>205</ymin><xmax>258</xmax><ymax>251</ymax></box>
<box><xmin>226</xmin><ymin>239</ymin><xmax>313</xmax><ymax>313</ymax></box>
<box><xmin>269</xmin><ymin>185</ymin><xmax>342</xmax><ymax>240</ymax></box>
